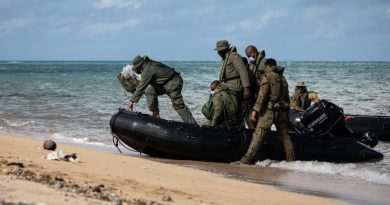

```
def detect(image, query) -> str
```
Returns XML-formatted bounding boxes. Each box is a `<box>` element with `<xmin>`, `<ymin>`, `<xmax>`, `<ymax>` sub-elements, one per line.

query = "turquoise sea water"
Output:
<box><xmin>0</xmin><ymin>61</ymin><xmax>389</xmax><ymax>185</ymax></box>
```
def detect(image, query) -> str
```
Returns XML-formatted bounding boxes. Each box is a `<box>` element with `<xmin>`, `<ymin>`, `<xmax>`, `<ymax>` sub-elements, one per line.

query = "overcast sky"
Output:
<box><xmin>0</xmin><ymin>0</ymin><xmax>389</xmax><ymax>61</ymax></box>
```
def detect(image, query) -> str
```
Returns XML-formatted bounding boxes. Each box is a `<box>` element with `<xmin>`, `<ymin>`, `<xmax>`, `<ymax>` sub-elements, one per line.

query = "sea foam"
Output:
<box><xmin>256</xmin><ymin>160</ymin><xmax>390</xmax><ymax>185</ymax></box>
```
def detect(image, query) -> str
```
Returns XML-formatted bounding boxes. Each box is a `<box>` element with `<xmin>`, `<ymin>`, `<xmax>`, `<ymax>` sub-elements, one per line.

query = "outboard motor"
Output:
<box><xmin>290</xmin><ymin>100</ymin><xmax>344</xmax><ymax>135</ymax></box>
<box><xmin>289</xmin><ymin>100</ymin><xmax>378</xmax><ymax>147</ymax></box>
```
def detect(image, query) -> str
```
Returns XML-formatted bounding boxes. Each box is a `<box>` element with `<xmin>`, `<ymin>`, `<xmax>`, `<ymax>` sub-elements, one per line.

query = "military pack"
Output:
<box><xmin>202</xmin><ymin>94</ymin><xmax>214</xmax><ymax>120</ymax></box>
<box><xmin>117</xmin><ymin>64</ymin><xmax>140</xmax><ymax>93</ymax></box>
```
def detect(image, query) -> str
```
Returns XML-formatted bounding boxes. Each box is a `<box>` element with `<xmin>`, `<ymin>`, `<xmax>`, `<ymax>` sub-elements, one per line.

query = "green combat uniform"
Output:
<box><xmin>145</xmin><ymin>86</ymin><xmax>165</xmax><ymax>112</ymax></box>
<box><xmin>245</xmin><ymin>50</ymin><xmax>266</xmax><ymax>129</ymax></box>
<box><xmin>239</xmin><ymin>66</ymin><xmax>295</xmax><ymax>163</ymax></box>
<box><xmin>290</xmin><ymin>81</ymin><xmax>320</xmax><ymax>111</ymax></box>
<box><xmin>215</xmin><ymin>40</ymin><xmax>251</xmax><ymax>123</ymax></box>
<box><xmin>210</xmin><ymin>85</ymin><xmax>243</xmax><ymax>130</ymax></box>
<box><xmin>130</xmin><ymin>56</ymin><xmax>197</xmax><ymax>125</ymax></box>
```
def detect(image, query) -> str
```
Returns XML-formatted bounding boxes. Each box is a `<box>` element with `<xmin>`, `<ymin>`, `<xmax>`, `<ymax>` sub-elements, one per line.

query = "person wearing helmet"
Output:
<box><xmin>128</xmin><ymin>55</ymin><xmax>197</xmax><ymax>125</ymax></box>
<box><xmin>290</xmin><ymin>81</ymin><xmax>320</xmax><ymax>111</ymax></box>
<box><xmin>214</xmin><ymin>40</ymin><xmax>251</xmax><ymax>125</ymax></box>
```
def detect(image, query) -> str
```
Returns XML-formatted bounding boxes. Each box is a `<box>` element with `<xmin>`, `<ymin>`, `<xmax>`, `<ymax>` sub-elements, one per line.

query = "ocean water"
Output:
<box><xmin>0</xmin><ymin>61</ymin><xmax>389</xmax><ymax>185</ymax></box>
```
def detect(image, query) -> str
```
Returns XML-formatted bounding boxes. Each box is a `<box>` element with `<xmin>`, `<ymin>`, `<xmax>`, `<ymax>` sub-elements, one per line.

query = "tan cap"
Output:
<box><xmin>214</xmin><ymin>40</ymin><xmax>229</xmax><ymax>51</ymax></box>
<box><xmin>296</xmin><ymin>81</ymin><xmax>306</xmax><ymax>87</ymax></box>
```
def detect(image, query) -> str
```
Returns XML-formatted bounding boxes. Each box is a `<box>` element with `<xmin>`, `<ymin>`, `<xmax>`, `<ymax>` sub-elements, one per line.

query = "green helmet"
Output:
<box><xmin>132</xmin><ymin>55</ymin><xmax>143</xmax><ymax>69</ymax></box>
<box><xmin>214</xmin><ymin>40</ymin><xmax>229</xmax><ymax>51</ymax></box>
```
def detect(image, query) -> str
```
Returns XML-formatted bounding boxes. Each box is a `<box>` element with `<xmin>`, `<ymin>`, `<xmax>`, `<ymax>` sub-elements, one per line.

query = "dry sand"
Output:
<box><xmin>0</xmin><ymin>134</ymin><xmax>347</xmax><ymax>205</ymax></box>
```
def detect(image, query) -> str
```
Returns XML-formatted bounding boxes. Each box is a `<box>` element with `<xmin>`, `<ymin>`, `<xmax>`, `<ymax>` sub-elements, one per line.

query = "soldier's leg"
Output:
<box><xmin>165</xmin><ymin>77</ymin><xmax>197</xmax><ymax>125</ymax></box>
<box><xmin>240</xmin><ymin>109</ymin><xmax>274</xmax><ymax>164</ymax></box>
<box><xmin>240</xmin><ymin>122</ymin><xmax>269</xmax><ymax>164</ymax></box>
<box><xmin>230</xmin><ymin>90</ymin><xmax>246</xmax><ymax>128</ymax></box>
<box><xmin>145</xmin><ymin>86</ymin><xmax>159</xmax><ymax>113</ymax></box>
<box><xmin>275</xmin><ymin>122</ymin><xmax>295</xmax><ymax>161</ymax></box>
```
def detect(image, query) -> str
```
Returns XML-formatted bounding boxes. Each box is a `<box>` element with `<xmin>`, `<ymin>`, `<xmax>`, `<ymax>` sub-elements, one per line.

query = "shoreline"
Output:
<box><xmin>0</xmin><ymin>134</ymin><xmax>345</xmax><ymax>205</ymax></box>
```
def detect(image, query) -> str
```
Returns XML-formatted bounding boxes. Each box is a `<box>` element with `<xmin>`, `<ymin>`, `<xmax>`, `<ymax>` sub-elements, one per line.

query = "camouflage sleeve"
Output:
<box><xmin>308</xmin><ymin>92</ymin><xmax>320</xmax><ymax>103</ymax></box>
<box><xmin>210</xmin><ymin>94</ymin><xmax>223</xmax><ymax>126</ymax></box>
<box><xmin>290</xmin><ymin>94</ymin><xmax>304</xmax><ymax>111</ymax></box>
<box><xmin>230</xmin><ymin>54</ymin><xmax>251</xmax><ymax>88</ymax></box>
<box><xmin>252</xmin><ymin>76</ymin><xmax>269</xmax><ymax>112</ymax></box>
<box><xmin>130</xmin><ymin>68</ymin><xmax>154</xmax><ymax>103</ymax></box>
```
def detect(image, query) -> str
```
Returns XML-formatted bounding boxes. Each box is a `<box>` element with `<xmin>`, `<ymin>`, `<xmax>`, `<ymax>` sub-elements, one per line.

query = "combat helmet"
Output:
<box><xmin>132</xmin><ymin>55</ymin><xmax>144</xmax><ymax>69</ymax></box>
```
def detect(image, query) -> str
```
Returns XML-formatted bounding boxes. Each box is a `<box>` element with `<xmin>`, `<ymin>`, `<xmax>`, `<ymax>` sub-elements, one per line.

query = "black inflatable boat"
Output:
<box><xmin>344</xmin><ymin>115</ymin><xmax>390</xmax><ymax>141</ymax></box>
<box><xmin>110</xmin><ymin>100</ymin><xmax>383</xmax><ymax>163</ymax></box>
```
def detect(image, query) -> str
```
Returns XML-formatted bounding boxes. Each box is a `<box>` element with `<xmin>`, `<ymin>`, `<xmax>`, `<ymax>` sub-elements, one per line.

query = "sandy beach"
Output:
<box><xmin>0</xmin><ymin>134</ymin><xmax>347</xmax><ymax>205</ymax></box>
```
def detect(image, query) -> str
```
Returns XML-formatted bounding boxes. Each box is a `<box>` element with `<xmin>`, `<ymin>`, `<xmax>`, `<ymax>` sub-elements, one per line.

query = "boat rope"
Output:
<box><xmin>112</xmin><ymin>133</ymin><xmax>141</xmax><ymax>154</ymax></box>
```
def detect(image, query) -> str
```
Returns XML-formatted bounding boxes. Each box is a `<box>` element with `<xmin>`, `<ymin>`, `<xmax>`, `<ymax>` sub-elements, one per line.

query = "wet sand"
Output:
<box><xmin>151</xmin><ymin>158</ymin><xmax>390</xmax><ymax>205</ymax></box>
<box><xmin>0</xmin><ymin>134</ymin><xmax>345</xmax><ymax>205</ymax></box>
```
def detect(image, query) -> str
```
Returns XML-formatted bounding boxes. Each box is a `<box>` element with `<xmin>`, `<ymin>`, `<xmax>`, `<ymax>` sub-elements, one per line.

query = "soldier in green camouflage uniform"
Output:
<box><xmin>234</xmin><ymin>58</ymin><xmax>295</xmax><ymax>164</ymax></box>
<box><xmin>244</xmin><ymin>45</ymin><xmax>267</xmax><ymax>129</ymax></box>
<box><xmin>214</xmin><ymin>40</ymin><xmax>251</xmax><ymax>120</ymax></box>
<box><xmin>128</xmin><ymin>55</ymin><xmax>197</xmax><ymax>125</ymax></box>
<box><xmin>208</xmin><ymin>80</ymin><xmax>243</xmax><ymax>130</ymax></box>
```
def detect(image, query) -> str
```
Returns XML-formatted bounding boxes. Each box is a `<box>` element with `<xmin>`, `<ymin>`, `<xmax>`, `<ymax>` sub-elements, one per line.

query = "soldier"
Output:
<box><xmin>244</xmin><ymin>45</ymin><xmax>267</xmax><ymax>129</ymax></box>
<box><xmin>233</xmin><ymin>58</ymin><xmax>295</xmax><ymax>164</ymax></box>
<box><xmin>127</xmin><ymin>55</ymin><xmax>197</xmax><ymax>125</ymax></box>
<box><xmin>208</xmin><ymin>80</ymin><xmax>243</xmax><ymax>130</ymax></box>
<box><xmin>214</xmin><ymin>40</ymin><xmax>251</xmax><ymax>118</ymax></box>
<box><xmin>290</xmin><ymin>81</ymin><xmax>320</xmax><ymax>111</ymax></box>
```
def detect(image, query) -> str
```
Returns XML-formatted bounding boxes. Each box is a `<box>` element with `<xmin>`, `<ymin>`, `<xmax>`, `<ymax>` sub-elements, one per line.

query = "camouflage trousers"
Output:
<box><xmin>240</xmin><ymin>109</ymin><xmax>295</xmax><ymax>163</ymax></box>
<box><xmin>228</xmin><ymin>90</ymin><xmax>246</xmax><ymax>127</ymax></box>
<box><xmin>145</xmin><ymin>86</ymin><xmax>165</xmax><ymax>112</ymax></box>
<box><xmin>145</xmin><ymin>76</ymin><xmax>197</xmax><ymax>125</ymax></box>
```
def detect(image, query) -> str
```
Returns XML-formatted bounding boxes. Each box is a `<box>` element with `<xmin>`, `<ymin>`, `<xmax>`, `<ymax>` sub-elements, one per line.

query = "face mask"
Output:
<box><xmin>218</xmin><ymin>50</ymin><xmax>227</xmax><ymax>58</ymax></box>
<box><xmin>248</xmin><ymin>57</ymin><xmax>256</xmax><ymax>63</ymax></box>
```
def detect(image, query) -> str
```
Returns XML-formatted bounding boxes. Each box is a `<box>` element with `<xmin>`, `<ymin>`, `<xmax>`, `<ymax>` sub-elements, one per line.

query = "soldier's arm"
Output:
<box><xmin>290</xmin><ymin>95</ymin><xmax>304</xmax><ymax>111</ymax></box>
<box><xmin>230</xmin><ymin>54</ymin><xmax>250</xmax><ymax>88</ymax></box>
<box><xmin>252</xmin><ymin>76</ymin><xmax>269</xmax><ymax>112</ymax></box>
<box><xmin>130</xmin><ymin>69</ymin><xmax>154</xmax><ymax>103</ymax></box>
<box><xmin>210</xmin><ymin>95</ymin><xmax>223</xmax><ymax>126</ymax></box>
<box><xmin>308</xmin><ymin>92</ymin><xmax>320</xmax><ymax>103</ymax></box>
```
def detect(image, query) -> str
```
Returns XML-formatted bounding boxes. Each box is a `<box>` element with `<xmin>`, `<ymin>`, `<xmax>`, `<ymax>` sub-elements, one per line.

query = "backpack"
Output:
<box><xmin>202</xmin><ymin>94</ymin><xmax>214</xmax><ymax>120</ymax></box>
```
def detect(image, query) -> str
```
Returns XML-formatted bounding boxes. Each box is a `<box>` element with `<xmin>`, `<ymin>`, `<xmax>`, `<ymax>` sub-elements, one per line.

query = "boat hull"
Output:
<box><xmin>110</xmin><ymin>110</ymin><xmax>383</xmax><ymax>163</ymax></box>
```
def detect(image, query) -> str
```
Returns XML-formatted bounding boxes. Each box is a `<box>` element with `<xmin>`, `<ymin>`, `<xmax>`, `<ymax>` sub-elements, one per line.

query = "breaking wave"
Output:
<box><xmin>256</xmin><ymin>160</ymin><xmax>390</xmax><ymax>185</ymax></box>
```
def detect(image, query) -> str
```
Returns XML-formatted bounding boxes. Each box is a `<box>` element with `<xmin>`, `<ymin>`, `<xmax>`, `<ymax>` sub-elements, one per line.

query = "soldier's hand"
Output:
<box><xmin>250</xmin><ymin>111</ymin><xmax>257</xmax><ymax>122</ymax></box>
<box><xmin>128</xmin><ymin>101</ymin><xmax>134</xmax><ymax>111</ymax></box>
<box><xmin>243</xmin><ymin>87</ymin><xmax>251</xmax><ymax>99</ymax></box>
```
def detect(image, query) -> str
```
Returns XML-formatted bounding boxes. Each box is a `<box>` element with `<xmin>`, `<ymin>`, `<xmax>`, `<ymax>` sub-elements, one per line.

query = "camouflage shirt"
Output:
<box><xmin>131</xmin><ymin>60</ymin><xmax>176</xmax><ymax>103</ymax></box>
<box><xmin>253</xmin><ymin>66</ymin><xmax>290</xmax><ymax>112</ymax></box>
<box><xmin>290</xmin><ymin>91</ymin><xmax>320</xmax><ymax>111</ymax></box>
<box><xmin>211</xmin><ymin>86</ymin><xmax>242</xmax><ymax>130</ymax></box>
<box><xmin>219</xmin><ymin>47</ymin><xmax>250</xmax><ymax>92</ymax></box>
